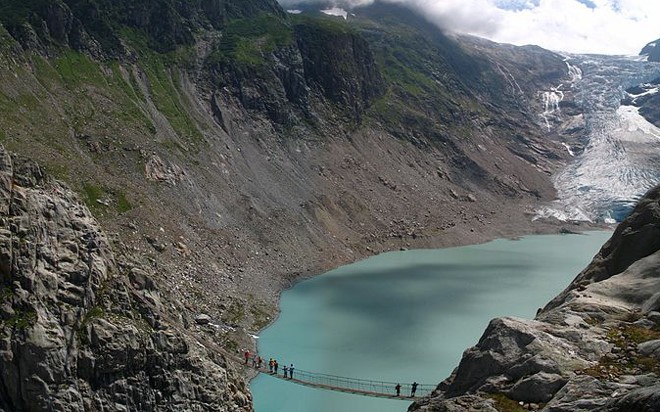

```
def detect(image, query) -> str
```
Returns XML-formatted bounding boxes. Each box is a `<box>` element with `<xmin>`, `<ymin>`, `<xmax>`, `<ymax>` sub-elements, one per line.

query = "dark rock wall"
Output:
<box><xmin>294</xmin><ymin>20</ymin><xmax>385</xmax><ymax>119</ymax></box>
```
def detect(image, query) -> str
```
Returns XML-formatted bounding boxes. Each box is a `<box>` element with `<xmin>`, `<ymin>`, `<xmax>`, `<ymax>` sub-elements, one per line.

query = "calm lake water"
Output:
<box><xmin>251</xmin><ymin>231</ymin><xmax>612</xmax><ymax>412</ymax></box>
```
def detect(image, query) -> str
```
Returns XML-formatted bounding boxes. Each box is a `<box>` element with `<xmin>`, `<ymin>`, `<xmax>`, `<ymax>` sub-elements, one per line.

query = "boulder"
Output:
<box><xmin>508</xmin><ymin>372</ymin><xmax>568</xmax><ymax>403</ymax></box>
<box><xmin>195</xmin><ymin>313</ymin><xmax>212</xmax><ymax>325</ymax></box>
<box><xmin>604</xmin><ymin>385</ymin><xmax>660</xmax><ymax>411</ymax></box>
<box><xmin>638</xmin><ymin>340</ymin><xmax>660</xmax><ymax>358</ymax></box>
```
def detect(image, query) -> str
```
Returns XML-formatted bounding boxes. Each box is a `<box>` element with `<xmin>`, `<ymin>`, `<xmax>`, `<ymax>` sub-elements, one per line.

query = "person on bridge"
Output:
<box><xmin>283</xmin><ymin>365</ymin><xmax>289</xmax><ymax>378</ymax></box>
<box><xmin>395</xmin><ymin>383</ymin><xmax>401</xmax><ymax>396</ymax></box>
<box><xmin>257</xmin><ymin>356</ymin><xmax>263</xmax><ymax>369</ymax></box>
<box><xmin>269</xmin><ymin>358</ymin><xmax>274</xmax><ymax>373</ymax></box>
<box><xmin>289</xmin><ymin>364</ymin><xmax>294</xmax><ymax>379</ymax></box>
<box><xmin>410</xmin><ymin>382</ymin><xmax>418</xmax><ymax>397</ymax></box>
<box><xmin>244</xmin><ymin>350</ymin><xmax>250</xmax><ymax>364</ymax></box>
<box><xmin>274</xmin><ymin>360</ymin><xmax>279</xmax><ymax>375</ymax></box>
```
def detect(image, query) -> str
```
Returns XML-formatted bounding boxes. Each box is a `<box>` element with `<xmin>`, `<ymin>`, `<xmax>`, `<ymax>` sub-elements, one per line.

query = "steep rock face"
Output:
<box><xmin>0</xmin><ymin>145</ymin><xmax>250</xmax><ymax>411</ymax></box>
<box><xmin>411</xmin><ymin>187</ymin><xmax>660</xmax><ymax>411</ymax></box>
<box><xmin>294</xmin><ymin>19</ymin><xmax>385</xmax><ymax>119</ymax></box>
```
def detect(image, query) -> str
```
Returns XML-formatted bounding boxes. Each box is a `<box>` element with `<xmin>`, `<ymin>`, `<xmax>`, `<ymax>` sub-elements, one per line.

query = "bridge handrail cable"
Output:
<box><xmin>277</xmin><ymin>367</ymin><xmax>436</xmax><ymax>397</ymax></box>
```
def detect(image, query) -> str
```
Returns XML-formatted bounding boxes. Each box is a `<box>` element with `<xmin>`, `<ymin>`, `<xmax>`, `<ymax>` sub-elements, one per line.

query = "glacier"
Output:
<box><xmin>536</xmin><ymin>55</ymin><xmax>660</xmax><ymax>223</ymax></box>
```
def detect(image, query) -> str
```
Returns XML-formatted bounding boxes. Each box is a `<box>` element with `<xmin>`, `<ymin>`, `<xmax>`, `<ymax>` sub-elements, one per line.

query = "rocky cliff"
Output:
<box><xmin>410</xmin><ymin>187</ymin><xmax>660</xmax><ymax>411</ymax></box>
<box><xmin>0</xmin><ymin>145</ymin><xmax>251</xmax><ymax>411</ymax></box>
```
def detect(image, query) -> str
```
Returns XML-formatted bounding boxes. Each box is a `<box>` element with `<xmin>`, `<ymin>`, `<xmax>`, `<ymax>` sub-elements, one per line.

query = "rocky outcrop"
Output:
<box><xmin>411</xmin><ymin>187</ymin><xmax>660</xmax><ymax>411</ymax></box>
<box><xmin>641</xmin><ymin>39</ymin><xmax>660</xmax><ymax>63</ymax></box>
<box><xmin>0</xmin><ymin>145</ymin><xmax>250</xmax><ymax>411</ymax></box>
<box><xmin>621</xmin><ymin>79</ymin><xmax>660</xmax><ymax>128</ymax></box>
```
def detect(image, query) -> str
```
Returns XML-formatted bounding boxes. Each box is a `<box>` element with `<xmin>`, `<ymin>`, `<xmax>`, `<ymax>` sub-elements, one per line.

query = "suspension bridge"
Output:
<box><xmin>243</xmin><ymin>361</ymin><xmax>436</xmax><ymax>401</ymax></box>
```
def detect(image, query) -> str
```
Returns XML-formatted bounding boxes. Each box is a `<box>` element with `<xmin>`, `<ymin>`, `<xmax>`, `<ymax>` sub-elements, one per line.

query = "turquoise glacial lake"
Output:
<box><xmin>251</xmin><ymin>231</ymin><xmax>612</xmax><ymax>412</ymax></box>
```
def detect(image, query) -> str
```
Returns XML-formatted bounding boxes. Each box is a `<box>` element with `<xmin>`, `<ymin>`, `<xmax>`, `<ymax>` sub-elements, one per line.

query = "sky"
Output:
<box><xmin>277</xmin><ymin>0</ymin><xmax>660</xmax><ymax>55</ymax></box>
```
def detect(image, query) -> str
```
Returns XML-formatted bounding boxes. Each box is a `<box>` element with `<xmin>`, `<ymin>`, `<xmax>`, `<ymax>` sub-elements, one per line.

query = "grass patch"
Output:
<box><xmin>223</xmin><ymin>300</ymin><xmax>245</xmax><ymax>325</ymax></box>
<box><xmin>0</xmin><ymin>286</ymin><xmax>12</xmax><ymax>302</ymax></box>
<box><xmin>486</xmin><ymin>393</ymin><xmax>527</xmax><ymax>412</ymax></box>
<box><xmin>82</xmin><ymin>306</ymin><xmax>105</xmax><ymax>325</ymax></box>
<box><xmin>31</xmin><ymin>54</ymin><xmax>62</xmax><ymax>91</ymax></box>
<box><xmin>107</xmin><ymin>63</ymin><xmax>156</xmax><ymax>135</ymax></box>
<box><xmin>4</xmin><ymin>309</ymin><xmax>36</xmax><ymax>329</ymax></box>
<box><xmin>248</xmin><ymin>298</ymin><xmax>274</xmax><ymax>331</ymax></box>
<box><xmin>76</xmin><ymin>305</ymin><xmax>105</xmax><ymax>344</ymax></box>
<box><xmin>44</xmin><ymin>163</ymin><xmax>69</xmax><ymax>181</ymax></box>
<box><xmin>81</xmin><ymin>183</ymin><xmax>107</xmax><ymax>213</ymax></box>
<box><xmin>144</xmin><ymin>60</ymin><xmax>202</xmax><ymax>143</ymax></box>
<box><xmin>623</xmin><ymin>325</ymin><xmax>660</xmax><ymax>344</ymax></box>
<box><xmin>584</xmin><ymin>323</ymin><xmax>660</xmax><ymax>379</ymax></box>
<box><xmin>82</xmin><ymin>183</ymin><xmax>104</xmax><ymax>205</ymax></box>
<box><xmin>609</xmin><ymin>324</ymin><xmax>660</xmax><ymax>346</ymax></box>
<box><xmin>117</xmin><ymin>36</ymin><xmax>204</xmax><ymax>145</ymax></box>
<box><xmin>210</xmin><ymin>14</ymin><xmax>293</xmax><ymax>67</ymax></box>
<box><xmin>53</xmin><ymin>50</ymin><xmax>106</xmax><ymax>88</ymax></box>
<box><xmin>116</xmin><ymin>192</ymin><xmax>133</xmax><ymax>213</ymax></box>
<box><xmin>223</xmin><ymin>338</ymin><xmax>239</xmax><ymax>353</ymax></box>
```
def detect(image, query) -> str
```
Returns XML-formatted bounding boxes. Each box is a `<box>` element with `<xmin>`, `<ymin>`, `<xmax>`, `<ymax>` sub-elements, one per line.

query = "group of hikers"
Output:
<box><xmin>395</xmin><ymin>381</ymin><xmax>418</xmax><ymax>397</ymax></box>
<box><xmin>243</xmin><ymin>350</ymin><xmax>295</xmax><ymax>380</ymax></box>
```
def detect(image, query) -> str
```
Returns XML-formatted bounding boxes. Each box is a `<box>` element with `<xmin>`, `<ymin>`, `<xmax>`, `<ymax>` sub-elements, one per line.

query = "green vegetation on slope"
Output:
<box><xmin>211</xmin><ymin>14</ymin><xmax>293</xmax><ymax>67</ymax></box>
<box><xmin>120</xmin><ymin>28</ymin><xmax>203</xmax><ymax>144</ymax></box>
<box><xmin>0</xmin><ymin>41</ymin><xmax>194</xmax><ymax>218</ymax></box>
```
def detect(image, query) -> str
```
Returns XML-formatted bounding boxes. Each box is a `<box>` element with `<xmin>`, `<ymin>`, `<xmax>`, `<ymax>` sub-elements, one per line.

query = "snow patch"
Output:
<box><xmin>321</xmin><ymin>7</ymin><xmax>348</xmax><ymax>19</ymax></box>
<box><xmin>616</xmin><ymin>106</ymin><xmax>660</xmax><ymax>139</ymax></box>
<box><xmin>561</xmin><ymin>143</ymin><xmax>575</xmax><ymax>157</ymax></box>
<box><xmin>286</xmin><ymin>9</ymin><xmax>302</xmax><ymax>14</ymax></box>
<box><xmin>533</xmin><ymin>204</ymin><xmax>593</xmax><ymax>223</ymax></box>
<box><xmin>624</xmin><ymin>85</ymin><xmax>660</xmax><ymax>105</ymax></box>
